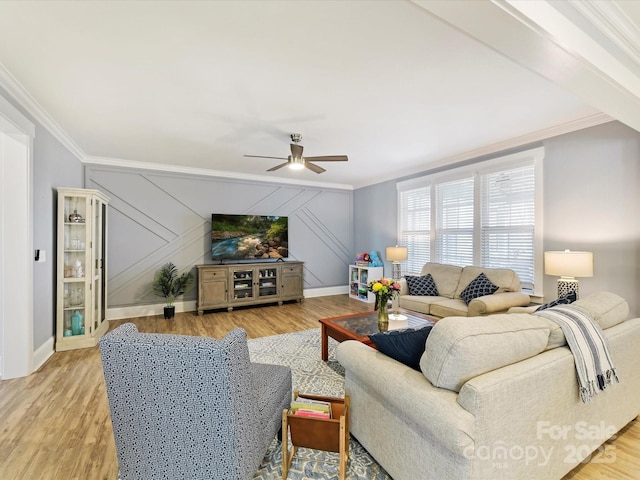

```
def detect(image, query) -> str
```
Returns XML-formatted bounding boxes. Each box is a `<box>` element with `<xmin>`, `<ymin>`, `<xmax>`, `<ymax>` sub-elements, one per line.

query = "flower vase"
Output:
<box><xmin>377</xmin><ymin>296</ymin><xmax>389</xmax><ymax>331</ymax></box>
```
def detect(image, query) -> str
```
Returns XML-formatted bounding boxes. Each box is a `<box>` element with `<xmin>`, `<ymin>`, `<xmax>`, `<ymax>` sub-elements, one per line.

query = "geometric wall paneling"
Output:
<box><xmin>106</xmin><ymin>214</ymin><xmax>208</xmax><ymax>307</ymax></box>
<box><xmin>89</xmin><ymin>170</ymin><xmax>204</xmax><ymax>236</ymax></box>
<box><xmin>145</xmin><ymin>172</ymin><xmax>282</xmax><ymax>217</ymax></box>
<box><xmin>107</xmin><ymin>207</ymin><xmax>168</xmax><ymax>281</ymax></box>
<box><xmin>293</xmin><ymin>206</ymin><xmax>353</xmax><ymax>288</ymax></box>
<box><xmin>300</xmin><ymin>190</ymin><xmax>353</xmax><ymax>251</ymax></box>
<box><xmin>86</xmin><ymin>165</ymin><xmax>353</xmax><ymax>308</ymax></box>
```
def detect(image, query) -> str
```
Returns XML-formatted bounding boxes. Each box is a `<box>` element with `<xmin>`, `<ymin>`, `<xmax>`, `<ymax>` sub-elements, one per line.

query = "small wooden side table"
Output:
<box><xmin>282</xmin><ymin>391</ymin><xmax>350</xmax><ymax>480</ymax></box>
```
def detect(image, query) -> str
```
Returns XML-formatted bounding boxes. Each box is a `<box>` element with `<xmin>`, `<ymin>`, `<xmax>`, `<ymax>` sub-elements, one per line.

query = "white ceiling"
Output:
<box><xmin>0</xmin><ymin>0</ymin><xmax>638</xmax><ymax>189</ymax></box>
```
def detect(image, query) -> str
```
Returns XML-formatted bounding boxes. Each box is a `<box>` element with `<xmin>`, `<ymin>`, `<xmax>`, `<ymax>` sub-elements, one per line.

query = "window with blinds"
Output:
<box><xmin>396</xmin><ymin>147</ymin><xmax>543</xmax><ymax>294</ymax></box>
<box><xmin>398</xmin><ymin>186</ymin><xmax>430</xmax><ymax>274</ymax></box>
<box><xmin>435</xmin><ymin>177</ymin><xmax>474</xmax><ymax>267</ymax></box>
<box><xmin>480</xmin><ymin>165</ymin><xmax>535</xmax><ymax>291</ymax></box>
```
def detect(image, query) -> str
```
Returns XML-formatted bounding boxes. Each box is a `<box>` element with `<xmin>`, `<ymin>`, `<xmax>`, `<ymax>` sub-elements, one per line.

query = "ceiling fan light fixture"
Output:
<box><xmin>244</xmin><ymin>132</ymin><xmax>348</xmax><ymax>174</ymax></box>
<box><xmin>289</xmin><ymin>156</ymin><xmax>305</xmax><ymax>170</ymax></box>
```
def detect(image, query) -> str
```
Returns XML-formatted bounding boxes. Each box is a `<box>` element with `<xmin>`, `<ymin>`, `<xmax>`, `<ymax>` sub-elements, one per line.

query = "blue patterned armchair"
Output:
<box><xmin>99</xmin><ymin>323</ymin><xmax>292</xmax><ymax>480</ymax></box>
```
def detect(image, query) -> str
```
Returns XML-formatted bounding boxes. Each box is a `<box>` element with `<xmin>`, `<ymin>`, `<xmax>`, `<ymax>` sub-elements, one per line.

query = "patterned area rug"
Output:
<box><xmin>248</xmin><ymin>328</ymin><xmax>392</xmax><ymax>480</ymax></box>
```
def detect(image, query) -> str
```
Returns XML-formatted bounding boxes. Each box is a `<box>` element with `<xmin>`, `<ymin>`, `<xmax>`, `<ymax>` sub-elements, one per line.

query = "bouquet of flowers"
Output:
<box><xmin>367</xmin><ymin>278</ymin><xmax>401</xmax><ymax>311</ymax></box>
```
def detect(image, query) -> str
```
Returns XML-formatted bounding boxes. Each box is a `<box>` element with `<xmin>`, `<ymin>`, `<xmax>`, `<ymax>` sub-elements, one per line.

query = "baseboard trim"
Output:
<box><xmin>106</xmin><ymin>286</ymin><xmax>349</xmax><ymax>320</ymax></box>
<box><xmin>106</xmin><ymin>300</ymin><xmax>198</xmax><ymax>321</ymax></box>
<box><xmin>33</xmin><ymin>336</ymin><xmax>54</xmax><ymax>373</ymax></box>
<box><xmin>303</xmin><ymin>285</ymin><xmax>349</xmax><ymax>298</ymax></box>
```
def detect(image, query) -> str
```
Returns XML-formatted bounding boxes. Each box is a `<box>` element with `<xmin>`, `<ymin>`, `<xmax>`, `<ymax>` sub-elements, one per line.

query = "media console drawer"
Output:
<box><xmin>201</xmin><ymin>268</ymin><xmax>226</xmax><ymax>282</ymax></box>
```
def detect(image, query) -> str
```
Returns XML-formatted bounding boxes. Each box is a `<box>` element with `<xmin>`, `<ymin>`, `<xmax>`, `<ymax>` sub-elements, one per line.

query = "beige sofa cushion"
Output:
<box><xmin>429</xmin><ymin>298</ymin><xmax>469</xmax><ymax>318</ymax></box>
<box><xmin>398</xmin><ymin>295</ymin><xmax>447</xmax><ymax>315</ymax></box>
<box><xmin>573</xmin><ymin>291</ymin><xmax>628</xmax><ymax>329</ymax></box>
<box><xmin>420</xmin><ymin>314</ymin><xmax>550</xmax><ymax>392</ymax></box>
<box><xmin>420</xmin><ymin>263</ymin><xmax>463</xmax><ymax>299</ymax></box>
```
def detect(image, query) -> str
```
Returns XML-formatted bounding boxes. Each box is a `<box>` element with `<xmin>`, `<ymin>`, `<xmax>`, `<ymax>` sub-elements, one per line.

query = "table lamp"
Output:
<box><xmin>544</xmin><ymin>250</ymin><xmax>593</xmax><ymax>299</ymax></box>
<box><xmin>386</xmin><ymin>246</ymin><xmax>408</xmax><ymax>281</ymax></box>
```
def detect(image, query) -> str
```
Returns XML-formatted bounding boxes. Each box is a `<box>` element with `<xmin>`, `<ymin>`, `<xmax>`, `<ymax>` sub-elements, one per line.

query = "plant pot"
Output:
<box><xmin>163</xmin><ymin>306</ymin><xmax>175</xmax><ymax>319</ymax></box>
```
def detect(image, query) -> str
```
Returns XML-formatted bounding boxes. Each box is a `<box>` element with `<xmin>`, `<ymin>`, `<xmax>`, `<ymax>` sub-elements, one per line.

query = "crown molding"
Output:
<box><xmin>569</xmin><ymin>0</ymin><xmax>640</xmax><ymax>70</ymax></box>
<box><xmin>0</xmin><ymin>63</ymin><xmax>85</xmax><ymax>161</ymax></box>
<box><xmin>83</xmin><ymin>155</ymin><xmax>354</xmax><ymax>191</ymax></box>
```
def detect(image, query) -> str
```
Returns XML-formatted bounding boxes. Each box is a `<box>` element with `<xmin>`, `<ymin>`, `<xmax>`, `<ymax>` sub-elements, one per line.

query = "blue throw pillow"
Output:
<box><xmin>535</xmin><ymin>291</ymin><xmax>577</xmax><ymax>312</ymax></box>
<box><xmin>368</xmin><ymin>326</ymin><xmax>433</xmax><ymax>370</ymax></box>
<box><xmin>405</xmin><ymin>274</ymin><xmax>439</xmax><ymax>296</ymax></box>
<box><xmin>459</xmin><ymin>272</ymin><xmax>499</xmax><ymax>305</ymax></box>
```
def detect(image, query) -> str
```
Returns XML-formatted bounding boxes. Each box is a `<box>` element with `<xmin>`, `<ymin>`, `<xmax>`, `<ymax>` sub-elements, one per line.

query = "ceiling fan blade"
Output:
<box><xmin>304</xmin><ymin>155</ymin><xmax>348</xmax><ymax>162</ymax></box>
<box><xmin>244</xmin><ymin>155</ymin><xmax>288</xmax><ymax>160</ymax></box>
<box><xmin>305</xmin><ymin>162</ymin><xmax>326</xmax><ymax>174</ymax></box>
<box><xmin>290</xmin><ymin>143</ymin><xmax>303</xmax><ymax>159</ymax></box>
<box><xmin>267</xmin><ymin>162</ymin><xmax>289</xmax><ymax>172</ymax></box>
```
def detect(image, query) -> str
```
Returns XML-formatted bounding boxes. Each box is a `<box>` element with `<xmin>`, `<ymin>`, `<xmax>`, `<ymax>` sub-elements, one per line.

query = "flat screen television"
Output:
<box><xmin>211</xmin><ymin>214</ymin><xmax>289</xmax><ymax>261</ymax></box>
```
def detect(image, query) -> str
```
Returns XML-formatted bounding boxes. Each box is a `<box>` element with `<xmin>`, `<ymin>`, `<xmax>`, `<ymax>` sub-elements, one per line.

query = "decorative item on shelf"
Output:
<box><xmin>152</xmin><ymin>262</ymin><xmax>194</xmax><ymax>319</ymax></box>
<box><xmin>63</xmin><ymin>314</ymin><xmax>73</xmax><ymax>337</ymax></box>
<box><xmin>71</xmin><ymin>310</ymin><xmax>83</xmax><ymax>335</ymax></box>
<box><xmin>68</xmin><ymin>209</ymin><xmax>84</xmax><ymax>223</ymax></box>
<box><xmin>544</xmin><ymin>250</ymin><xmax>593</xmax><ymax>299</ymax></box>
<box><xmin>73</xmin><ymin>259</ymin><xmax>84</xmax><ymax>278</ymax></box>
<box><xmin>367</xmin><ymin>278</ymin><xmax>401</xmax><ymax>329</ymax></box>
<box><xmin>70</xmin><ymin>287</ymin><xmax>83</xmax><ymax>306</ymax></box>
<box><xmin>355</xmin><ymin>252</ymin><xmax>370</xmax><ymax>266</ymax></box>
<box><xmin>386</xmin><ymin>245</ymin><xmax>408</xmax><ymax>281</ymax></box>
<box><xmin>368</xmin><ymin>251</ymin><xmax>384</xmax><ymax>267</ymax></box>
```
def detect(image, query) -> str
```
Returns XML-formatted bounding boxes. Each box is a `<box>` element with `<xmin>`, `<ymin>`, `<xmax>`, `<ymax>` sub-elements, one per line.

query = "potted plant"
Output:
<box><xmin>152</xmin><ymin>262</ymin><xmax>194</xmax><ymax>319</ymax></box>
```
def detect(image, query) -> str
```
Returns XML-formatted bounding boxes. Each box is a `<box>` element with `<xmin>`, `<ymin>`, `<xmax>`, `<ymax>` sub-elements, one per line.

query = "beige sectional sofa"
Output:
<box><xmin>399</xmin><ymin>262</ymin><xmax>531</xmax><ymax>317</ymax></box>
<box><xmin>336</xmin><ymin>292</ymin><xmax>640</xmax><ymax>480</ymax></box>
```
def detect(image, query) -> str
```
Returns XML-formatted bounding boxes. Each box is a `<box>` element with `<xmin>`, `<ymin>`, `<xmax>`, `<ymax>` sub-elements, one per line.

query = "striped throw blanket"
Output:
<box><xmin>534</xmin><ymin>305</ymin><xmax>619</xmax><ymax>403</ymax></box>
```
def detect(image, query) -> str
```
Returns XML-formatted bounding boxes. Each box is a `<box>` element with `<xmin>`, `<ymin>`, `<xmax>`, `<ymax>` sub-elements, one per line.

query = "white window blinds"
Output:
<box><xmin>435</xmin><ymin>177</ymin><xmax>474</xmax><ymax>267</ymax></box>
<box><xmin>399</xmin><ymin>186</ymin><xmax>430</xmax><ymax>274</ymax></box>
<box><xmin>480</xmin><ymin>165</ymin><xmax>535</xmax><ymax>291</ymax></box>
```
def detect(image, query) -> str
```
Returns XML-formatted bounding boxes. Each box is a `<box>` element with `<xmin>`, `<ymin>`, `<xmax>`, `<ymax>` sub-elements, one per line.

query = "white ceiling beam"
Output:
<box><xmin>412</xmin><ymin>0</ymin><xmax>640</xmax><ymax>133</ymax></box>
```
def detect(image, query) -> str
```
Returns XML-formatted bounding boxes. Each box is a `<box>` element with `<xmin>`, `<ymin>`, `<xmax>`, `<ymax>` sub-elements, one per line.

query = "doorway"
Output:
<box><xmin>0</xmin><ymin>95</ymin><xmax>34</xmax><ymax>379</ymax></box>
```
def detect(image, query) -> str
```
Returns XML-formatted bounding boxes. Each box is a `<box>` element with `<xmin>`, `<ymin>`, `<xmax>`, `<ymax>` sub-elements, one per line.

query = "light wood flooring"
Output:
<box><xmin>0</xmin><ymin>295</ymin><xmax>637</xmax><ymax>479</ymax></box>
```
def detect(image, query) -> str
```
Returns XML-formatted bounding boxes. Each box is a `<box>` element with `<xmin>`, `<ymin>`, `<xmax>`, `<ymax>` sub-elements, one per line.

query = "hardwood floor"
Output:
<box><xmin>0</xmin><ymin>295</ymin><xmax>637</xmax><ymax>479</ymax></box>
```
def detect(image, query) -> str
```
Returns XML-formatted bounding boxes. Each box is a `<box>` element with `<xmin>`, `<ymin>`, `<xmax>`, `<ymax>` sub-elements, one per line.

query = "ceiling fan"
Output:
<box><xmin>244</xmin><ymin>133</ymin><xmax>348</xmax><ymax>174</ymax></box>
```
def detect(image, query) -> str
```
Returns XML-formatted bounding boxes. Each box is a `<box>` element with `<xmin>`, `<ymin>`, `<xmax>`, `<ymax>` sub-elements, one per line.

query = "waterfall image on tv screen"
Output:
<box><xmin>211</xmin><ymin>214</ymin><xmax>288</xmax><ymax>261</ymax></box>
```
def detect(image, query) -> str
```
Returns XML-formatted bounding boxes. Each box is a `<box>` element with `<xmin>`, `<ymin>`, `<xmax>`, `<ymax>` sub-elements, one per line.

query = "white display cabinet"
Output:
<box><xmin>348</xmin><ymin>265</ymin><xmax>383</xmax><ymax>303</ymax></box>
<box><xmin>56</xmin><ymin>188</ymin><xmax>109</xmax><ymax>351</ymax></box>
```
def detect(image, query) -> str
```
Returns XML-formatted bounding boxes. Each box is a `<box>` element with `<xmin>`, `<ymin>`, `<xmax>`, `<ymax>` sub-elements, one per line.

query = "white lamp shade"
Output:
<box><xmin>544</xmin><ymin>250</ymin><xmax>593</xmax><ymax>277</ymax></box>
<box><xmin>386</xmin><ymin>246</ymin><xmax>408</xmax><ymax>262</ymax></box>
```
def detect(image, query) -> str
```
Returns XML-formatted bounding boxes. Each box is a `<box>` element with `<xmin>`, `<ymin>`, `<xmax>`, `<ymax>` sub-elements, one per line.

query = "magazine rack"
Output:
<box><xmin>282</xmin><ymin>390</ymin><xmax>350</xmax><ymax>480</ymax></box>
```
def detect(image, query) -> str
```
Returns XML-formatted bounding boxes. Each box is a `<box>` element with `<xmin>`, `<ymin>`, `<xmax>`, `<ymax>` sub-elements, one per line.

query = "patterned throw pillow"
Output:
<box><xmin>405</xmin><ymin>274</ymin><xmax>439</xmax><ymax>296</ymax></box>
<box><xmin>368</xmin><ymin>326</ymin><xmax>433</xmax><ymax>370</ymax></box>
<box><xmin>535</xmin><ymin>291</ymin><xmax>577</xmax><ymax>312</ymax></box>
<box><xmin>459</xmin><ymin>272</ymin><xmax>499</xmax><ymax>305</ymax></box>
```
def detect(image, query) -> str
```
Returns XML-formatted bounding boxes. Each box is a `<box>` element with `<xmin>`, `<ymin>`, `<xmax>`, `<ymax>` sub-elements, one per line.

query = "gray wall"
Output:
<box><xmin>541</xmin><ymin>122</ymin><xmax>640</xmax><ymax>315</ymax></box>
<box><xmin>353</xmin><ymin>178</ymin><xmax>398</xmax><ymax>271</ymax></box>
<box><xmin>85</xmin><ymin>166</ymin><xmax>354</xmax><ymax>307</ymax></box>
<box><xmin>353</xmin><ymin>121</ymin><xmax>640</xmax><ymax>317</ymax></box>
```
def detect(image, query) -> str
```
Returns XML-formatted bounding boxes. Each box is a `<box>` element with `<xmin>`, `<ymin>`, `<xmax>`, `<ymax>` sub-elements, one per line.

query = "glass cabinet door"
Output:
<box><xmin>232</xmin><ymin>268</ymin><xmax>254</xmax><ymax>300</ymax></box>
<box><xmin>62</xmin><ymin>194</ymin><xmax>88</xmax><ymax>337</ymax></box>
<box><xmin>258</xmin><ymin>267</ymin><xmax>278</xmax><ymax>298</ymax></box>
<box><xmin>93</xmin><ymin>197</ymin><xmax>107</xmax><ymax>333</ymax></box>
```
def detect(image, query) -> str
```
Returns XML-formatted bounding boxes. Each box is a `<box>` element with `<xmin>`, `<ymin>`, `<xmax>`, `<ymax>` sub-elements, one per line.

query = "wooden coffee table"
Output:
<box><xmin>318</xmin><ymin>309</ymin><xmax>437</xmax><ymax>361</ymax></box>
